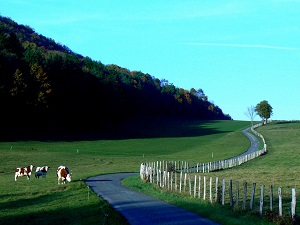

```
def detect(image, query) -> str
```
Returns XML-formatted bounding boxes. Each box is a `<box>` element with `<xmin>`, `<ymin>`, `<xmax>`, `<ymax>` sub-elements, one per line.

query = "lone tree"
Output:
<box><xmin>255</xmin><ymin>100</ymin><xmax>273</xmax><ymax>124</ymax></box>
<box><xmin>245</xmin><ymin>105</ymin><xmax>256</xmax><ymax>126</ymax></box>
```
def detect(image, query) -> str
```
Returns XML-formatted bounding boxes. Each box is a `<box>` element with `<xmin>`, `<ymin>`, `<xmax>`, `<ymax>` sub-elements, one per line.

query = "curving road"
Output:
<box><xmin>85</xmin><ymin>127</ymin><xmax>259</xmax><ymax>225</ymax></box>
<box><xmin>86</xmin><ymin>173</ymin><xmax>220</xmax><ymax>225</ymax></box>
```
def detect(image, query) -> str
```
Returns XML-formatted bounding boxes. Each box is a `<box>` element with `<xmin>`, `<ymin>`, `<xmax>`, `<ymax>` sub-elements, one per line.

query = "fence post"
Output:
<box><xmin>215</xmin><ymin>177</ymin><xmax>219</xmax><ymax>203</ymax></box>
<box><xmin>188</xmin><ymin>174</ymin><xmax>192</xmax><ymax>195</ymax></box>
<box><xmin>235</xmin><ymin>181</ymin><xmax>239</xmax><ymax>209</ymax></box>
<box><xmin>242</xmin><ymin>182</ymin><xmax>247</xmax><ymax>210</ymax></box>
<box><xmin>203</xmin><ymin>176</ymin><xmax>206</xmax><ymax>200</ymax></box>
<box><xmin>170</xmin><ymin>172</ymin><xmax>173</xmax><ymax>191</ymax></box>
<box><xmin>194</xmin><ymin>175</ymin><xmax>197</xmax><ymax>198</ymax></box>
<box><xmin>179</xmin><ymin>171</ymin><xmax>182</xmax><ymax>193</ymax></box>
<box><xmin>291</xmin><ymin>188</ymin><xmax>296</xmax><ymax>220</ymax></box>
<box><xmin>250</xmin><ymin>183</ymin><xmax>256</xmax><ymax>210</ymax></box>
<box><xmin>210</xmin><ymin>177</ymin><xmax>212</xmax><ymax>203</ymax></box>
<box><xmin>259</xmin><ymin>185</ymin><xmax>264</xmax><ymax>216</ymax></box>
<box><xmin>278</xmin><ymin>187</ymin><xmax>282</xmax><ymax>217</ymax></box>
<box><xmin>229</xmin><ymin>180</ymin><xmax>233</xmax><ymax>206</ymax></box>
<box><xmin>198</xmin><ymin>176</ymin><xmax>201</xmax><ymax>199</ymax></box>
<box><xmin>167</xmin><ymin>172</ymin><xmax>170</xmax><ymax>190</ymax></box>
<box><xmin>270</xmin><ymin>185</ymin><xmax>273</xmax><ymax>211</ymax></box>
<box><xmin>222</xmin><ymin>178</ymin><xmax>225</xmax><ymax>205</ymax></box>
<box><xmin>184</xmin><ymin>173</ymin><xmax>187</xmax><ymax>193</ymax></box>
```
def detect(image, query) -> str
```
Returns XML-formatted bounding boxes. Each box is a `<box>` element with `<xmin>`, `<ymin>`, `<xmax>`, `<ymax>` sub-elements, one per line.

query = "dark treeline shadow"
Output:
<box><xmin>0</xmin><ymin>116</ymin><xmax>227</xmax><ymax>142</ymax></box>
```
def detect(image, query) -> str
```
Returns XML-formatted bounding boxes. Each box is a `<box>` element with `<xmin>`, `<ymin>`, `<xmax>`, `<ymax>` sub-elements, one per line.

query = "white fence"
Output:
<box><xmin>139</xmin><ymin>121</ymin><xmax>298</xmax><ymax>220</ymax></box>
<box><xmin>141</xmin><ymin>122</ymin><xmax>268</xmax><ymax>176</ymax></box>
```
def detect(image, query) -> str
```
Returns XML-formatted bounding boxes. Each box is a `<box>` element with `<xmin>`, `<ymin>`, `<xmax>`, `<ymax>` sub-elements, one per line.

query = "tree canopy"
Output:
<box><xmin>0</xmin><ymin>16</ymin><xmax>231</xmax><ymax>138</ymax></box>
<box><xmin>255</xmin><ymin>100</ymin><xmax>273</xmax><ymax>123</ymax></box>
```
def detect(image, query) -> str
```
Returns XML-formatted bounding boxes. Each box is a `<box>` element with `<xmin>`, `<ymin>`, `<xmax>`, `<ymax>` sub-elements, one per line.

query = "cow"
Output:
<box><xmin>15</xmin><ymin>165</ymin><xmax>34</xmax><ymax>181</ymax></box>
<box><xmin>35</xmin><ymin>166</ymin><xmax>50</xmax><ymax>179</ymax></box>
<box><xmin>57</xmin><ymin>166</ymin><xmax>71</xmax><ymax>184</ymax></box>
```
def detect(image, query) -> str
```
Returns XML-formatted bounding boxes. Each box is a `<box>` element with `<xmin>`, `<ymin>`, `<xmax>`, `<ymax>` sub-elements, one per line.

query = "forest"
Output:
<box><xmin>0</xmin><ymin>16</ymin><xmax>231</xmax><ymax>139</ymax></box>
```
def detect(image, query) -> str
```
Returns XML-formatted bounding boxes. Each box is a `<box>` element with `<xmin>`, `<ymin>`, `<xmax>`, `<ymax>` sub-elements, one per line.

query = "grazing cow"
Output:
<box><xmin>15</xmin><ymin>165</ymin><xmax>34</xmax><ymax>181</ymax></box>
<box><xmin>35</xmin><ymin>166</ymin><xmax>50</xmax><ymax>179</ymax></box>
<box><xmin>57</xmin><ymin>166</ymin><xmax>71</xmax><ymax>184</ymax></box>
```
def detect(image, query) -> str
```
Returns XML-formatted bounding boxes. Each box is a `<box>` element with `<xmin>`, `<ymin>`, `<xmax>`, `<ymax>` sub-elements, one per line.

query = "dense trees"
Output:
<box><xmin>0</xmin><ymin>16</ymin><xmax>231</xmax><ymax>137</ymax></box>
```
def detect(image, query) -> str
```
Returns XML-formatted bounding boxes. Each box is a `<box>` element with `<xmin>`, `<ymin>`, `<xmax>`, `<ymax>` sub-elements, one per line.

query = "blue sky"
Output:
<box><xmin>1</xmin><ymin>0</ymin><xmax>300</xmax><ymax>120</ymax></box>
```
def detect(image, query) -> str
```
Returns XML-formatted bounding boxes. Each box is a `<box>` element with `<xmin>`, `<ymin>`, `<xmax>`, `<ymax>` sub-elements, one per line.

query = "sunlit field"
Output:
<box><xmin>0</xmin><ymin>119</ymin><xmax>274</xmax><ymax>224</ymax></box>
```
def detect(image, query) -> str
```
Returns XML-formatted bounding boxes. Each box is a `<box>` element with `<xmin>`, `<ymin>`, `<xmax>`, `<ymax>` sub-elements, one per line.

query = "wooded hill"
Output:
<box><xmin>0</xmin><ymin>16</ymin><xmax>231</xmax><ymax>138</ymax></box>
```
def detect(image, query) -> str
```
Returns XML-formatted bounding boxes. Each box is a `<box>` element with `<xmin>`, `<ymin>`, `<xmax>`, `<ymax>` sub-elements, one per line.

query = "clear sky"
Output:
<box><xmin>1</xmin><ymin>0</ymin><xmax>300</xmax><ymax>121</ymax></box>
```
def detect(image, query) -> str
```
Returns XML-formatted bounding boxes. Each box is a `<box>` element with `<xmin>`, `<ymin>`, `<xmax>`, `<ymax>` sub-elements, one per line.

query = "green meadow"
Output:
<box><xmin>1</xmin><ymin>119</ymin><xmax>299</xmax><ymax>224</ymax></box>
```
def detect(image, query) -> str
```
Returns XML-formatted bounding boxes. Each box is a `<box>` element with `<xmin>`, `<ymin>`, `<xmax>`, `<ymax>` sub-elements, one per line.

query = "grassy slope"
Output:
<box><xmin>0</xmin><ymin>119</ymin><xmax>263</xmax><ymax>224</ymax></box>
<box><xmin>124</xmin><ymin>121</ymin><xmax>300</xmax><ymax>225</ymax></box>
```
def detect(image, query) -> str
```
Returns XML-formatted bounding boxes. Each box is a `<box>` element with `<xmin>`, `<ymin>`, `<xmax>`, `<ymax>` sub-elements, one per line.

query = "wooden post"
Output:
<box><xmin>250</xmin><ymin>183</ymin><xmax>256</xmax><ymax>210</ymax></box>
<box><xmin>198</xmin><ymin>176</ymin><xmax>201</xmax><ymax>199</ymax></box>
<box><xmin>209</xmin><ymin>177</ymin><xmax>212</xmax><ymax>203</ymax></box>
<box><xmin>164</xmin><ymin>171</ymin><xmax>167</xmax><ymax>188</ymax></box>
<box><xmin>235</xmin><ymin>181</ymin><xmax>239</xmax><ymax>208</ymax></box>
<box><xmin>179</xmin><ymin>171</ymin><xmax>182</xmax><ymax>193</ymax></box>
<box><xmin>194</xmin><ymin>175</ymin><xmax>197</xmax><ymax>198</ymax></box>
<box><xmin>170</xmin><ymin>172</ymin><xmax>173</xmax><ymax>191</ymax></box>
<box><xmin>259</xmin><ymin>185</ymin><xmax>264</xmax><ymax>216</ymax></box>
<box><xmin>270</xmin><ymin>185</ymin><xmax>273</xmax><ymax>211</ymax></box>
<box><xmin>159</xmin><ymin>161</ymin><xmax>162</xmax><ymax>186</ymax></box>
<box><xmin>222</xmin><ymin>178</ymin><xmax>225</xmax><ymax>205</ymax></box>
<box><xmin>229</xmin><ymin>180</ymin><xmax>233</xmax><ymax>207</ymax></box>
<box><xmin>215</xmin><ymin>177</ymin><xmax>219</xmax><ymax>203</ymax></box>
<box><xmin>242</xmin><ymin>182</ymin><xmax>247</xmax><ymax>210</ymax></box>
<box><xmin>167</xmin><ymin>172</ymin><xmax>170</xmax><ymax>190</ymax></box>
<box><xmin>156</xmin><ymin>168</ymin><xmax>159</xmax><ymax>186</ymax></box>
<box><xmin>278</xmin><ymin>187</ymin><xmax>282</xmax><ymax>217</ymax></box>
<box><xmin>184</xmin><ymin>173</ymin><xmax>187</xmax><ymax>193</ymax></box>
<box><xmin>203</xmin><ymin>176</ymin><xmax>206</xmax><ymax>200</ymax></box>
<box><xmin>188</xmin><ymin>174</ymin><xmax>192</xmax><ymax>195</ymax></box>
<box><xmin>291</xmin><ymin>188</ymin><xmax>296</xmax><ymax>220</ymax></box>
<box><xmin>174</xmin><ymin>172</ymin><xmax>176</xmax><ymax>191</ymax></box>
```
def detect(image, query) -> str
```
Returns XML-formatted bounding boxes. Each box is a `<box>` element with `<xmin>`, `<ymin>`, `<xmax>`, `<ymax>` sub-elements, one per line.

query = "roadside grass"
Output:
<box><xmin>0</xmin><ymin>119</ymin><xmax>263</xmax><ymax>224</ymax></box>
<box><xmin>122</xmin><ymin>175</ymin><xmax>275</xmax><ymax>225</ymax></box>
<box><xmin>123</xmin><ymin>121</ymin><xmax>300</xmax><ymax>225</ymax></box>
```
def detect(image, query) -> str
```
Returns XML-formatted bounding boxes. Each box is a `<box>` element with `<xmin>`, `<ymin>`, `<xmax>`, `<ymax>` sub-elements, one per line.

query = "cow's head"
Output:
<box><xmin>29</xmin><ymin>165</ymin><xmax>35</xmax><ymax>171</ymax></box>
<box><xmin>66</xmin><ymin>174</ymin><xmax>72</xmax><ymax>182</ymax></box>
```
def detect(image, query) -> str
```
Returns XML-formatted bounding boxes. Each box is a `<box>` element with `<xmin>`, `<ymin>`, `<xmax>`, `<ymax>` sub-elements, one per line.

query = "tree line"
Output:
<box><xmin>0</xmin><ymin>16</ymin><xmax>231</xmax><ymax>138</ymax></box>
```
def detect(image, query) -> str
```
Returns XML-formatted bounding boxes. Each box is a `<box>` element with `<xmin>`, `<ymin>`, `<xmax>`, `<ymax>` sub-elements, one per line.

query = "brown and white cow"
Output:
<box><xmin>57</xmin><ymin>166</ymin><xmax>71</xmax><ymax>184</ymax></box>
<box><xmin>35</xmin><ymin>166</ymin><xmax>50</xmax><ymax>179</ymax></box>
<box><xmin>15</xmin><ymin>165</ymin><xmax>34</xmax><ymax>181</ymax></box>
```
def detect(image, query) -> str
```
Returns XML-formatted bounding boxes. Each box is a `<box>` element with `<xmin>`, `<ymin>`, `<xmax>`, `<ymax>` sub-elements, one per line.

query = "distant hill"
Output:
<box><xmin>0</xmin><ymin>16</ymin><xmax>231</xmax><ymax>138</ymax></box>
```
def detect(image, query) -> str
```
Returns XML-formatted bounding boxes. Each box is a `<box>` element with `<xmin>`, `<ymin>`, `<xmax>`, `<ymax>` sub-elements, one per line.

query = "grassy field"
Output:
<box><xmin>124</xmin><ymin>121</ymin><xmax>300</xmax><ymax>225</ymax></box>
<box><xmin>2</xmin><ymin>119</ymin><xmax>298</xmax><ymax>224</ymax></box>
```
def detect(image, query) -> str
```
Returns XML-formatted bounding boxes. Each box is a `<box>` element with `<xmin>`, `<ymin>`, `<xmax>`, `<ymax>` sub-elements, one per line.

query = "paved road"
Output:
<box><xmin>240</xmin><ymin>127</ymin><xmax>260</xmax><ymax>156</ymax></box>
<box><xmin>85</xmin><ymin>127</ymin><xmax>259</xmax><ymax>225</ymax></box>
<box><xmin>86</xmin><ymin>173</ymin><xmax>220</xmax><ymax>225</ymax></box>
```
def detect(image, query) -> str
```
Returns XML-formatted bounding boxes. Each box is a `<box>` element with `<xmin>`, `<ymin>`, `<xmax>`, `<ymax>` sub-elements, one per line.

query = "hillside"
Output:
<box><xmin>0</xmin><ymin>16</ymin><xmax>231</xmax><ymax>138</ymax></box>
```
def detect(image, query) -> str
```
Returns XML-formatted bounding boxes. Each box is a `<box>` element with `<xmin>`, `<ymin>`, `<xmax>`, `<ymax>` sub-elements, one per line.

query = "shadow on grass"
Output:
<box><xmin>0</xmin><ymin>188</ymin><xmax>127</xmax><ymax>225</ymax></box>
<box><xmin>0</xmin><ymin>117</ymin><xmax>234</xmax><ymax>142</ymax></box>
